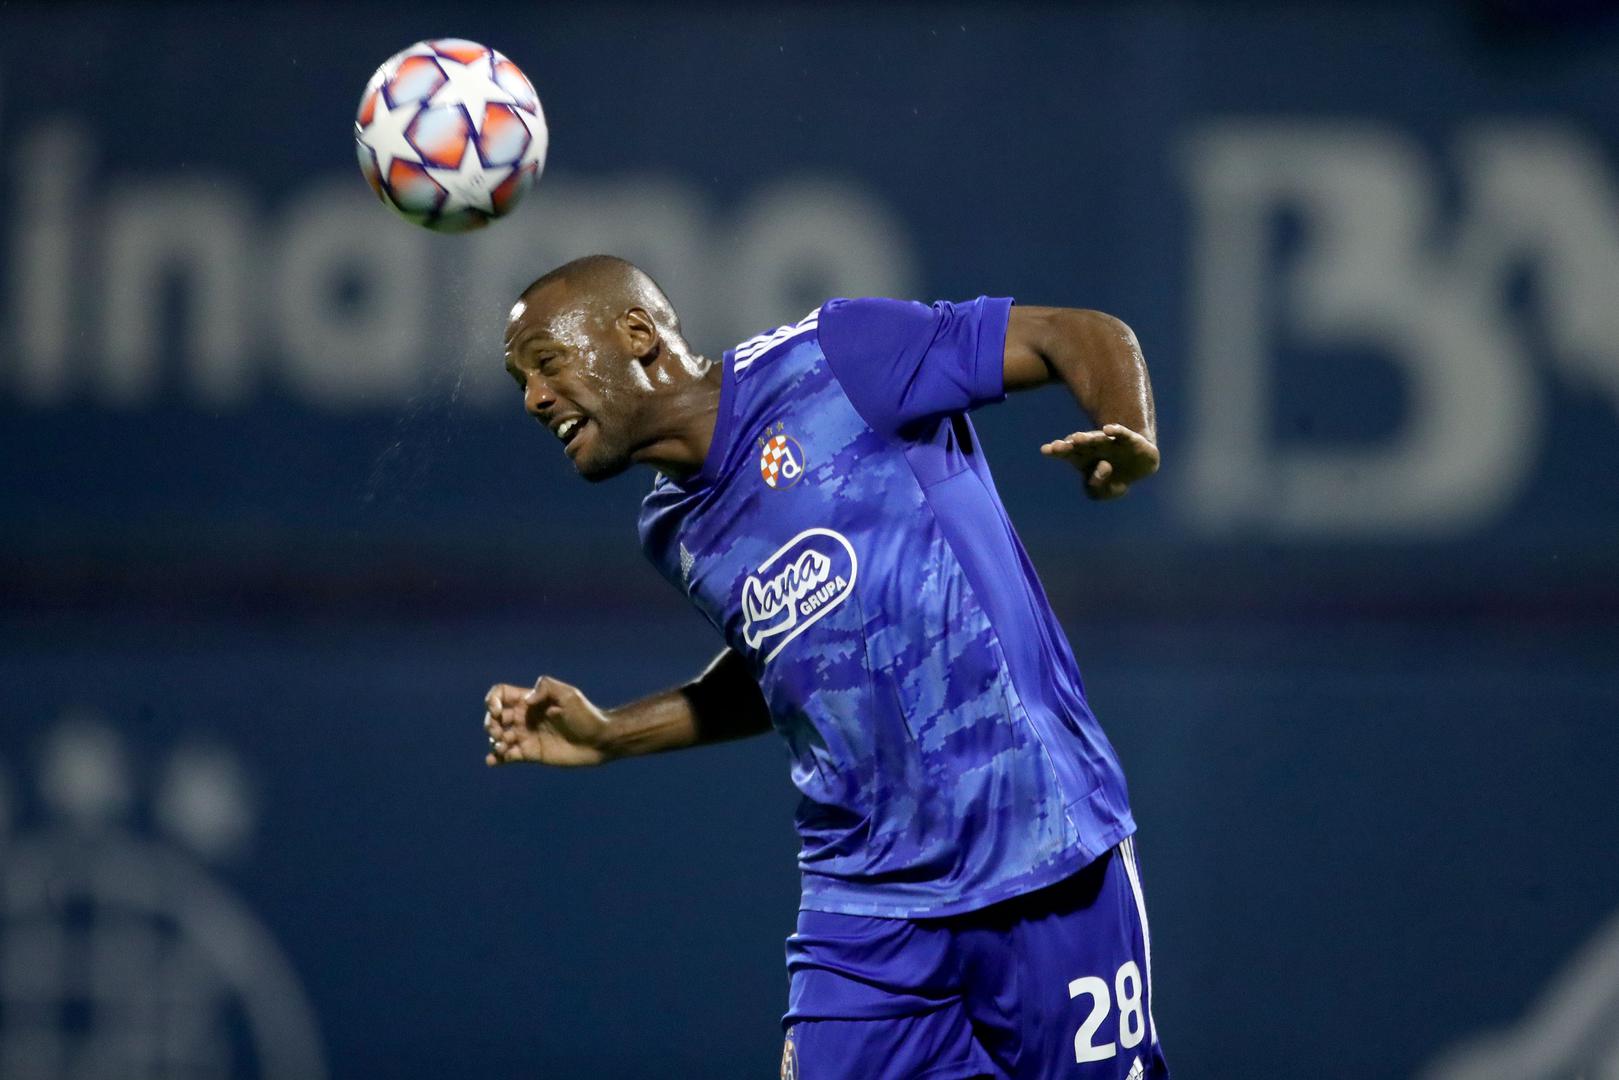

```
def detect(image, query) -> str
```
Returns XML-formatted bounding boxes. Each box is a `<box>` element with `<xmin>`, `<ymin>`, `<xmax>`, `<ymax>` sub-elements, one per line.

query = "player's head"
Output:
<box><xmin>503</xmin><ymin>255</ymin><xmax>694</xmax><ymax>482</ymax></box>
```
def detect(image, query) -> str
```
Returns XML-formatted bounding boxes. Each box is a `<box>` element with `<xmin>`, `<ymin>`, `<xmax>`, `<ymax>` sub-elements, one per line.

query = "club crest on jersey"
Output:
<box><xmin>780</xmin><ymin>1027</ymin><xmax>799</xmax><ymax>1080</ymax></box>
<box><xmin>741</xmin><ymin>528</ymin><xmax>858</xmax><ymax>662</ymax></box>
<box><xmin>758</xmin><ymin>427</ymin><xmax>806</xmax><ymax>489</ymax></box>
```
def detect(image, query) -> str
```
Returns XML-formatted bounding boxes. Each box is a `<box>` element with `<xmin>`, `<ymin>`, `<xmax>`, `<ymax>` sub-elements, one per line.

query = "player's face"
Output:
<box><xmin>502</xmin><ymin>289</ymin><xmax>650</xmax><ymax>482</ymax></box>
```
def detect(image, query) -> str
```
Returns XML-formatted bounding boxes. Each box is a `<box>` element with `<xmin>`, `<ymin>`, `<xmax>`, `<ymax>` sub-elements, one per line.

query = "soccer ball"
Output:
<box><xmin>354</xmin><ymin>39</ymin><xmax>548</xmax><ymax>233</ymax></box>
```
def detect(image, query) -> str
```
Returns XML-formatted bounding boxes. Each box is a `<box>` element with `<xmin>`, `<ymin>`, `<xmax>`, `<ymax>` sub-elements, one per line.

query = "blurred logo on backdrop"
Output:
<box><xmin>0</xmin><ymin>120</ymin><xmax>916</xmax><ymax>414</ymax></box>
<box><xmin>1420</xmin><ymin>906</ymin><xmax>1619</xmax><ymax>1080</ymax></box>
<box><xmin>0</xmin><ymin>712</ymin><xmax>326</xmax><ymax>1079</ymax></box>
<box><xmin>1181</xmin><ymin>121</ymin><xmax>1619</xmax><ymax>538</ymax></box>
<box><xmin>5</xmin><ymin>115</ymin><xmax>1616</xmax><ymax>543</ymax></box>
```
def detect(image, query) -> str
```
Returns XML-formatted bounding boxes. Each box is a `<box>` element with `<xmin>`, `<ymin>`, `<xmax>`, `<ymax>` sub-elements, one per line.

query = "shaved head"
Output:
<box><xmin>519</xmin><ymin>254</ymin><xmax>681</xmax><ymax>337</ymax></box>
<box><xmin>503</xmin><ymin>254</ymin><xmax>716</xmax><ymax>483</ymax></box>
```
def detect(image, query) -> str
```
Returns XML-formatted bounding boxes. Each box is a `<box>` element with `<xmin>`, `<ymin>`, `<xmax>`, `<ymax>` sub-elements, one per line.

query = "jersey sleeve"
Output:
<box><xmin>817</xmin><ymin>296</ymin><xmax>1013</xmax><ymax>437</ymax></box>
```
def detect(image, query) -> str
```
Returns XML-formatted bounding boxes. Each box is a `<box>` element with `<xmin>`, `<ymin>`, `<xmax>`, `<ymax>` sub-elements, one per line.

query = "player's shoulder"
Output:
<box><xmin>731</xmin><ymin>307</ymin><xmax>824</xmax><ymax>379</ymax></box>
<box><xmin>816</xmin><ymin>296</ymin><xmax>936</xmax><ymax>335</ymax></box>
<box><xmin>730</xmin><ymin>297</ymin><xmax>944</xmax><ymax>380</ymax></box>
<box><xmin>815</xmin><ymin>296</ymin><xmax>950</xmax><ymax>370</ymax></box>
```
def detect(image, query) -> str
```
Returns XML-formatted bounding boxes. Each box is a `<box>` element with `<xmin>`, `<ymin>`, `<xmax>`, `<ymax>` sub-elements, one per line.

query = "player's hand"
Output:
<box><xmin>1040</xmin><ymin>423</ymin><xmax>1160</xmax><ymax>500</ymax></box>
<box><xmin>483</xmin><ymin>676</ymin><xmax>613</xmax><ymax>767</ymax></box>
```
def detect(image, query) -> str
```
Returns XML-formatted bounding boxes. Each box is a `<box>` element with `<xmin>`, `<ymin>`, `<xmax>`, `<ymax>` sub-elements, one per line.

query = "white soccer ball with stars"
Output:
<box><xmin>355</xmin><ymin>38</ymin><xmax>548</xmax><ymax>233</ymax></box>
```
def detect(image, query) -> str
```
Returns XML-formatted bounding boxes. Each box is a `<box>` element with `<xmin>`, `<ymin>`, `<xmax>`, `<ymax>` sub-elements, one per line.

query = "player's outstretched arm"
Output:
<box><xmin>483</xmin><ymin>649</ymin><xmax>772</xmax><ymax>768</ymax></box>
<box><xmin>1002</xmin><ymin>306</ymin><xmax>1159</xmax><ymax>500</ymax></box>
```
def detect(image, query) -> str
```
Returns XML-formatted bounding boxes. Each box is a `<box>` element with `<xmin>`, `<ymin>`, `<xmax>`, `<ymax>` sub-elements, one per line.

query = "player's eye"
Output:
<box><xmin>538</xmin><ymin>356</ymin><xmax>561</xmax><ymax>376</ymax></box>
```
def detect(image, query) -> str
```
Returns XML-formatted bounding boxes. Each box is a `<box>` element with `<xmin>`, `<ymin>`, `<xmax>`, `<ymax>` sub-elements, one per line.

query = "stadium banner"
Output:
<box><xmin>1</xmin><ymin>5</ymin><xmax>1616</xmax><ymax>593</ymax></box>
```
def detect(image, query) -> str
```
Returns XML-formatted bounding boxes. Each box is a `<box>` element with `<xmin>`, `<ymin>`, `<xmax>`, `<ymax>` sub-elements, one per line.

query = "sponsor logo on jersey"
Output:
<box><xmin>759</xmin><ymin>427</ymin><xmax>806</xmax><ymax>489</ymax></box>
<box><xmin>740</xmin><ymin>528</ymin><xmax>857</xmax><ymax>661</ymax></box>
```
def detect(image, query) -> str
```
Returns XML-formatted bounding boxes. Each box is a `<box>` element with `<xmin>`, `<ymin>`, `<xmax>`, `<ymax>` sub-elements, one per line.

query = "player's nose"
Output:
<box><xmin>524</xmin><ymin>375</ymin><xmax>556</xmax><ymax>417</ymax></box>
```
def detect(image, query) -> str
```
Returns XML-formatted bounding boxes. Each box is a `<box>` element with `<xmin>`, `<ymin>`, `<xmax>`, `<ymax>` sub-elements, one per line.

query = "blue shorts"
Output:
<box><xmin>782</xmin><ymin>837</ymin><xmax>1168</xmax><ymax>1080</ymax></box>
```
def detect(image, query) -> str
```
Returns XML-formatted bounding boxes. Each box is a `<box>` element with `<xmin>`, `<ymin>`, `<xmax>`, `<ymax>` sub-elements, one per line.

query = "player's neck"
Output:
<box><xmin>635</xmin><ymin>355</ymin><xmax>723</xmax><ymax>481</ymax></box>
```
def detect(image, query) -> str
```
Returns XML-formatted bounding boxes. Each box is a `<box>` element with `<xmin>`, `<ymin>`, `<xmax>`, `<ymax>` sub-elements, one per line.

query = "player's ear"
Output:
<box><xmin>618</xmin><ymin>307</ymin><xmax>660</xmax><ymax>363</ymax></box>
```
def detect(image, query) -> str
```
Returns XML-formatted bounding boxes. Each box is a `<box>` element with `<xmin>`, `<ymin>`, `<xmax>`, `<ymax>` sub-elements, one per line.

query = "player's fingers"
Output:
<box><xmin>540</xmin><ymin>681</ymin><xmax>588</xmax><ymax>719</ymax></box>
<box><xmin>1102</xmin><ymin>422</ymin><xmax>1154</xmax><ymax>450</ymax></box>
<box><xmin>1043</xmin><ymin>434</ymin><xmax>1084</xmax><ymax>455</ymax></box>
<box><xmin>484</xmin><ymin>713</ymin><xmax>500</xmax><ymax>738</ymax></box>
<box><xmin>1101</xmin><ymin>423</ymin><xmax>1154</xmax><ymax>451</ymax></box>
<box><xmin>1078</xmin><ymin>432</ymin><xmax>1121</xmax><ymax>458</ymax></box>
<box><xmin>487</xmin><ymin>683</ymin><xmax>528</xmax><ymax>713</ymax></box>
<box><xmin>1044</xmin><ymin>438</ymin><xmax>1106</xmax><ymax>463</ymax></box>
<box><xmin>524</xmin><ymin>675</ymin><xmax>566</xmax><ymax>706</ymax></box>
<box><xmin>1082</xmin><ymin>461</ymin><xmax>1119</xmax><ymax>500</ymax></box>
<box><xmin>1101</xmin><ymin>424</ymin><xmax>1160</xmax><ymax>467</ymax></box>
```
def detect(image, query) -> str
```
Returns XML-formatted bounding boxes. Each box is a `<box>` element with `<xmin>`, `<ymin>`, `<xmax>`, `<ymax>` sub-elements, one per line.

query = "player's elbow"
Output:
<box><xmin>1006</xmin><ymin>307</ymin><xmax>1143</xmax><ymax>392</ymax></box>
<box><xmin>1045</xmin><ymin>309</ymin><xmax>1140</xmax><ymax>378</ymax></box>
<box><xmin>1035</xmin><ymin>307</ymin><xmax>1132</xmax><ymax>353</ymax></box>
<box><xmin>1070</xmin><ymin>308</ymin><xmax>1137</xmax><ymax>349</ymax></box>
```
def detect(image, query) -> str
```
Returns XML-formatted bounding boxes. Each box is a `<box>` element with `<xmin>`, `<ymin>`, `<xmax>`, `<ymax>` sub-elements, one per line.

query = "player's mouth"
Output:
<box><xmin>553</xmin><ymin>415</ymin><xmax>593</xmax><ymax>457</ymax></box>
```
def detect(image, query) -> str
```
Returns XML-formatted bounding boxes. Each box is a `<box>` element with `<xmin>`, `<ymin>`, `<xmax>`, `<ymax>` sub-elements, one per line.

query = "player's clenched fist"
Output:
<box><xmin>483</xmin><ymin>675</ymin><xmax>613</xmax><ymax>767</ymax></box>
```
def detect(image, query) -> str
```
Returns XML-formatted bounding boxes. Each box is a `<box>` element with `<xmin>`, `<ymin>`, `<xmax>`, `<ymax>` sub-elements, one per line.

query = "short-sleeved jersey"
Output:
<box><xmin>637</xmin><ymin>297</ymin><xmax>1134</xmax><ymax>918</ymax></box>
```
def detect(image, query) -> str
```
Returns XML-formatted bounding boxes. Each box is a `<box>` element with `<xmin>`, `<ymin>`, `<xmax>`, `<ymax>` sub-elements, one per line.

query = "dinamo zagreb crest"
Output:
<box><xmin>759</xmin><ymin>432</ymin><xmax>806</xmax><ymax>489</ymax></box>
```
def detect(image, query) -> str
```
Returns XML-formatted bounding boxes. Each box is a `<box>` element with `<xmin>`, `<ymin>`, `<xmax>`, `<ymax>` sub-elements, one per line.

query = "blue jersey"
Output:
<box><xmin>637</xmin><ymin>297</ymin><xmax>1134</xmax><ymax>918</ymax></box>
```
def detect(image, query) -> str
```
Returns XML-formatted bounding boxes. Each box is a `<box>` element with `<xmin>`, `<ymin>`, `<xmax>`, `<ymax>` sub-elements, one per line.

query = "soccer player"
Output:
<box><xmin>483</xmin><ymin>255</ymin><xmax>1169</xmax><ymax>1080</ymax></box>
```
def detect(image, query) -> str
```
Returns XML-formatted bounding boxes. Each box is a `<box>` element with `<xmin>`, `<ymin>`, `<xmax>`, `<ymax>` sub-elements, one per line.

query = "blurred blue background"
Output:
<box><xmin>3</xmin><ymin>2</ymin><xmax>1618</xmax><ymax>1077</ymax></box>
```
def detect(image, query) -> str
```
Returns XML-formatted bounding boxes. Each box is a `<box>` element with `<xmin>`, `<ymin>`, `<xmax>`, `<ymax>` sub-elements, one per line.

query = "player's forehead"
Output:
<box><xmin>505</xmin><ymin>282</ymin><xmax>596</xmax><ymax>352</ymax></box>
